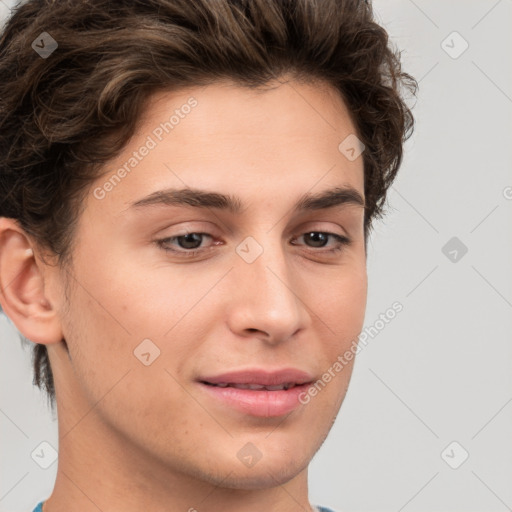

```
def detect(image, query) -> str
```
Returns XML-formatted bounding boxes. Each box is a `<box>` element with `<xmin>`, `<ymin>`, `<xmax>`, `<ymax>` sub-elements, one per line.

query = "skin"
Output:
<box><xmin>0</xmin><ymin>76</ymin><xmax>367</xmax><ymax>512</ymax></box>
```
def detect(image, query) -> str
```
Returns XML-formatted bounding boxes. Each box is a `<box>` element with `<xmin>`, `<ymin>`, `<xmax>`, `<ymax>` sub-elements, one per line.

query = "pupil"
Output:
<box><xmin>180</xmin><ymin>233</ymin><xmax>202</xmax><ymax>249</ymax></box>
<box><xmin>307</xmin><ymin>232</ymin><xmax>327</xmax><ymax>247</ymax></box>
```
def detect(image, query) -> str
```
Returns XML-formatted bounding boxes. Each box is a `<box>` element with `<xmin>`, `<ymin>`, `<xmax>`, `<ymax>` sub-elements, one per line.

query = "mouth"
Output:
<box><xmin>200</xmin><ymin>381</ymin><xmax>303</xmax><ymax>391</ymax></box>
<box><xmin>196</xmin><ymin>368</ymin><xmax>315</xmax><ymax>417</ymax></box>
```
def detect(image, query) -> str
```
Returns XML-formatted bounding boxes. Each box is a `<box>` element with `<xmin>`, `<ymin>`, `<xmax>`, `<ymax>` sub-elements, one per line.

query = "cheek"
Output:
<box><xmin>62</xmin><ymin>299</ymin><xmax>131</xmax><ymax>402</ymax></box>
<box><xmin>314</xmin><ymin>264</ymin><xmax>367</xmax><ymax>336</ymax></box>
<box><xmin>313</xmin><ymin>272</ymin><xmax>366</xmax><ymax>397</ymax></box>
<box><xmin>309</xmin><ymin>274</ymin><xmax>367</xmax><ymax>386</ymax></box>
<box><xmin>60</xmin><ymin>258</ymin><xmax>204</xmax><ymax>404</ymax></box>
<box><xmin>58</xmin><ymin>265</ymin><xmax>143</xmax><ymax>403</ymax></box>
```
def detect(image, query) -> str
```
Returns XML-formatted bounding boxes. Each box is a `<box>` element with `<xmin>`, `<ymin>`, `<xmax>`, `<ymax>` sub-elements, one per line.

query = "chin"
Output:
<box><xmin>213</xmin><ymin>460</ymin><xmax>308</xmax><ymax>490</ymax></box>
<box><xmin>222</xmin><ymin>442</ymin><xmax>311</xmax><ymax>489</ymax></box>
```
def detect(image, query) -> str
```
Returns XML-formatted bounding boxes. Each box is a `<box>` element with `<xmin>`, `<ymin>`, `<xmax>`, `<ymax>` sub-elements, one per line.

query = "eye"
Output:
<box><xmin>156</xmin><ymin>231</ymin><xmax>351</xmax><ymax>258</ymax></box>
<box><xmin>156</xmin><ymin>232</ymin><xmax>216</xmax><ymax>258</ymax></box>
<box><xmin>291</xmin><ymin>232</ymin><xmax>351</xmax><ymax>254</ymax></box>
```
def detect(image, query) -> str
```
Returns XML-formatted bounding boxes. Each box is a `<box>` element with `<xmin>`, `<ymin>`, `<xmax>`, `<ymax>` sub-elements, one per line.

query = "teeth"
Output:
<box><xmin>208</xmin><ymin>382</ymin><xmax>296</xmax><ymax>390</ymax></box>
<box><xmin>266</xmin><ymin>382</ymin><xmax>296</xmax><ymax>390</ymax></box>
<box><xmin>230</xmin><ymin>383</ymin><xmax>265</xmax><ymax>390</ymax></box>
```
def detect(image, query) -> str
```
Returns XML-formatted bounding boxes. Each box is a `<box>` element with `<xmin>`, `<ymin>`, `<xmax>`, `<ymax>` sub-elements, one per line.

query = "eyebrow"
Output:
<box><xmin>128</xmin><ymin>185</ymin><xmax>366</xmax><ymax>214</ymax></box>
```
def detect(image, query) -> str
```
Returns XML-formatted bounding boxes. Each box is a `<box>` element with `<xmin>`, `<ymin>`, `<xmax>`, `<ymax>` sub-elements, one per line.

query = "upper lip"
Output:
<box><xmin>199</xmin><ymin>368</ymin><xmax>314</xmax><ymax>386</ymax></box>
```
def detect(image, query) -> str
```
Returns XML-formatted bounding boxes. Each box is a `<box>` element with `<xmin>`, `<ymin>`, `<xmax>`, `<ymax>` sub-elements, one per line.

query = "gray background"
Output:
<box><xmin>1</xmin><ymin>0</ymin><xmax>511</xmax><ymax>511</ymax></box>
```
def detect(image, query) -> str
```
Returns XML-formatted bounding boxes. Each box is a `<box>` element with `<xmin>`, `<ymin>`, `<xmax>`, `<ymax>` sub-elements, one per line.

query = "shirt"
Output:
<box><xmin>32</xmin><ymin>501</ymin><xmax>337</xmax><ymax>512</ymax></box>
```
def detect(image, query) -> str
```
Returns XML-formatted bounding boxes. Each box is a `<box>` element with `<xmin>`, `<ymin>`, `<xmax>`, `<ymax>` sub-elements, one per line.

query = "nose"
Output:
<box><xmin>226</xmin><ymin>237</ymin><xmax>311</xmax><ymax>345</ymax></box>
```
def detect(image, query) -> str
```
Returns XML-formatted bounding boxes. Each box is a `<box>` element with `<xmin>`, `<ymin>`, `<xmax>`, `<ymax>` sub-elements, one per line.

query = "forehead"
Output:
<box><xmin>142</xmin><ymin>78</ymin><xmax>360</xmax><ymax>151</ymax></box>
<box><xmin>88</xmin><ymin>78</ymin><xmax>365</xmax><ymax>221</ymax></box>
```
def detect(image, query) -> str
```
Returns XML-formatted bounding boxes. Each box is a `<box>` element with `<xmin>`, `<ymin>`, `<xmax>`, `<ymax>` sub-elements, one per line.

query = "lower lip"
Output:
<box><xmin>198</xmin><ymin>382</ymin><xmax>312</xmax><ymax>417</ymax></box>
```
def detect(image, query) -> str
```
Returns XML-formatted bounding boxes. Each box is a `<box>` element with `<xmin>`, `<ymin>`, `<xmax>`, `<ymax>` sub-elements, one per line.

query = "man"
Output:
<box><xmin>0</xmin><ymin>1</ymin><xmax>416</xmax><ymax>511</ymax></box>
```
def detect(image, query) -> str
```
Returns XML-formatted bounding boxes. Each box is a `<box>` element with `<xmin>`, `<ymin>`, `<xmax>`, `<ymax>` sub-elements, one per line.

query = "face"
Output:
<box><xmin>47</xmin><ymin>77</ymin><xmax>367</xmax><ymax>489</ymax></box>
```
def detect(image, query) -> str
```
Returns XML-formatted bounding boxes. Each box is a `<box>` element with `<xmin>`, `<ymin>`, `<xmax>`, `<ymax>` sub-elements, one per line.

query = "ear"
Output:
<box><xmin>0</xmin><ymin>217</ymin><xmax>64</xmax><ymax>345</ymax></box>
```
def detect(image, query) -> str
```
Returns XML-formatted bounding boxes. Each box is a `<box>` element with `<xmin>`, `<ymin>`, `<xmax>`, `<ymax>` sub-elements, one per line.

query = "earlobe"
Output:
<box><xmin>0</xmin><ymin>218</ymin><xmax>63</xmax><ymax>345</ymax></box>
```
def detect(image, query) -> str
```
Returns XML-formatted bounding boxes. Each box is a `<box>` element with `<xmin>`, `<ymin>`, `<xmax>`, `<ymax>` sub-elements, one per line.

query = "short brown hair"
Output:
<box><xmin>0</xmin><ymin>0</ymin><xmax>417</xmax><ymax>408</ymax></box>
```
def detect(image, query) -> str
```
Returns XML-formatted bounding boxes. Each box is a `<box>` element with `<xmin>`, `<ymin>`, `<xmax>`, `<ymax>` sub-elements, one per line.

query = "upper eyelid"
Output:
<box><xmin>159</xmin><ymin>219</ymin><xmax>350</xmax><ymax>237</ymax></box>
<box><xmin>161</xmin><ymin>229</ymin><xmax>347</xmax><ymax>242</ymax></box>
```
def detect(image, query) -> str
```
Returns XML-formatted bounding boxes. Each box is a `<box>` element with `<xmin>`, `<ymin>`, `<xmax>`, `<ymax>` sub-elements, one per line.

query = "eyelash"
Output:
<box><xmin>156</xmin><ymin>231</ymin><xmax>351</xmax><ymax>258</ymax></box>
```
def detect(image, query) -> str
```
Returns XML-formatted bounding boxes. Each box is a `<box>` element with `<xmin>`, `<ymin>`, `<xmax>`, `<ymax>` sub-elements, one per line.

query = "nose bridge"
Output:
<box><xmin>230</xmin><ymin>231</ymin><xmax>307</xmax><ymax>340</ymax></box>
